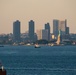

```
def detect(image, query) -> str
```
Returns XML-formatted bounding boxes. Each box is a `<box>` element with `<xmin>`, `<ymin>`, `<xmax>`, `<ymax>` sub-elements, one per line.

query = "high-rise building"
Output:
<box><xmin>13</xmin><ymin>20</ymin><xmax>21</xmax><ymax>42</ymax></box>
<box><xmin>45</xmin><ymin>23</ymin><xmax>50</xmax><ymax>40</ymax></box>
<box><xmin>42</xmin><ymin>29</ymin><xmax>48</xmax><ymax>40</ymax></box>
<box><xmin>29</xmin><ymin>20</ymin><xmax>35</xmax><ymax>42</ymax></box>
<box><xmin>53</xmin><ymin>19</ymin><xmax>67</xmax><ymax>39</ymax></box>
<box><xmin>65</xmin><ymin>19</ymin><xmax>67</xmax><ymax>28</ymax></box>
<box><xmin>36</xmin><ymin>30</ymin><xmax>42</xmax><ymax>40</ymax></box>
<box><xmin>66</xmin><ymin>27</ymin><xmax>69</xmax><ymax>34</ymax></box>
<box><xmin>53</xmin><ymin>20</ymin><xmax>59</xmax><ymax>39</ymax></box>
<box><xmin>65</xmin><ymin>19</ymin><xmax>69</xmax><ymax>34</ymax></box>
<box><xmin>59</xmin><ymin>20</ymin><xmax>66</xmax><ymax>35</ymax></box>
<box><xmin>37</xmin><ymin>29</ymin><xmax>48</xmax><ymax>40</ymax></box>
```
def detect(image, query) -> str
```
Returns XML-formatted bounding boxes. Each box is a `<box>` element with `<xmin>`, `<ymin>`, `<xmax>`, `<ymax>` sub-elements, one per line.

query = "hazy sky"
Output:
<box><xmin>0</xmin><ymin>0</ymin><xmax>76</xmax><ymax>34</ymax></box>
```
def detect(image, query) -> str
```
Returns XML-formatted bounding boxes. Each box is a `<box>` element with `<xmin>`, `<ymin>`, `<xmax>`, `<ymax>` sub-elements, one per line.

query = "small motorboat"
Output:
<box><xmin>34</xmin><ymin>44</ymin><xmax>40</xmax><ymax>48</ymax></box>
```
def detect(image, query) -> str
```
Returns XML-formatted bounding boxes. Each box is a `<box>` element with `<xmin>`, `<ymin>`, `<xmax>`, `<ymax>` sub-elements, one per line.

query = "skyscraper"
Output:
<box><xmin>66</xmin><ymin>27</ymin><xmax>69</xmax><ymax>34</ymax></box>
<box><xmin>59</xmin><ymin>20</ymin><xmax>66</xmax><ymax>35</ymax></box>
<box><xmin>53</xmin><ymin>20</ymin><xmax>59</xmax><ymax>39</ymax></box>
<box><xmin>45</xmin><ymin>23</ymin><xmax>50</xmax><ymax>41</ymax></box>
<box><xmin>65</xmin><ymin>19</ymin><xmax>69</xmax><ymax>34</ymax></box>
<box><xmin>13</xmin><ymin>20</ymin><xmax>21</xmax><ymax>42</ymax></box>
<box><xmin>53</xmin><ymin>19</ymin><xmax>67</xmax><ymax>39</ymax></box>
<box><xmin>29</xmin><ymin>20</ymin><xmax>35</xmax><ymax>42</ymax></box>
<box><xmin>36</xmin><ymin>30</ymin><xmax>42</xmax><ymax>40</ymax></box>
<box><xmin>65</xmin><ymin>19</ymin><xmax>67</xmax><ymax>28</ymax></box>
<box><xmin>42</xmin><ymin>29</ymin><xmax>48</xmax><ymax>40</ymax></box>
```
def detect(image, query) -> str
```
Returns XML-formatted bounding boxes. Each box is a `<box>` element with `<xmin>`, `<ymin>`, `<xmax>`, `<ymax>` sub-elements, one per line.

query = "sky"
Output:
<box><xmin>0</xmin><ymin>0</ymin><xmax>76</xmax><ymax>34</ymax></box>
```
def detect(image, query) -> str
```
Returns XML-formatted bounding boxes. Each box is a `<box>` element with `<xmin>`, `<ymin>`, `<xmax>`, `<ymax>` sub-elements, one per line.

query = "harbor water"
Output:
<box><xmin>0</xmin><ymin>45</ymin><xmax>76</xmax><ymax>75</ymax></box>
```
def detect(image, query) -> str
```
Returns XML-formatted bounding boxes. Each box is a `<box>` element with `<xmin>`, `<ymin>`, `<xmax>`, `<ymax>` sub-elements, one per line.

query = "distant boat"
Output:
<box><xmin>34</xmin><ymin>44</ymin><xmax>40</xmax><ymax>48</ymax></box>
<box><xmin>26</xmin><ymin>43</ymin><xmax>31</xmax><ymax>46</ymax></box>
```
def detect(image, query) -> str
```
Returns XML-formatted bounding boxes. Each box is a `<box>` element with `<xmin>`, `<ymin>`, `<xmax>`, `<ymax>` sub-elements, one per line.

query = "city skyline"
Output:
<box><xmin>0</xmin><ymin>0</ymin><xmax>76</xmax><ymax>34</ymax></box>
<box><xmin>0</xmin><ymin>19</ymin><xmax>71</xmax><ymax>34</ymax></box>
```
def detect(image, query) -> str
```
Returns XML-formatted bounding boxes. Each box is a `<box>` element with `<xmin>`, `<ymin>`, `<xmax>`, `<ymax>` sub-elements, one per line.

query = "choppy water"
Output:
<box><xmin>0</xmin><ymin>45</ymin><xmax>76</xmax><ymax>75</ymax></box>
